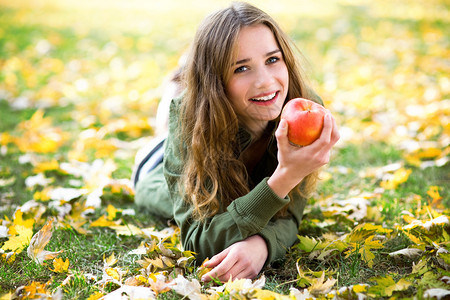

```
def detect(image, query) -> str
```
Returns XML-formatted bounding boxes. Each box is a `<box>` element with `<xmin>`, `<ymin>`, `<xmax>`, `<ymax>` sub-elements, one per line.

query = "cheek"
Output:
<box><xmin>279</xmin><ymin>65</ymin><xmax>289</xmax><ymax>87</ymax></box>
<box><xmin>226</xmin><ymin>78</ymin><xmax>247</xmax><ymax>101</ymax></box>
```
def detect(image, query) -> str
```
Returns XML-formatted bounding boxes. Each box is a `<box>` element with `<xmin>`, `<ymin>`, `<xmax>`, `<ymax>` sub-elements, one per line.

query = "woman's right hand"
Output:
<box><xmin>267</xmin><ymin>111</ymin><xmax>340</xmax><ymax>198</ymax></box>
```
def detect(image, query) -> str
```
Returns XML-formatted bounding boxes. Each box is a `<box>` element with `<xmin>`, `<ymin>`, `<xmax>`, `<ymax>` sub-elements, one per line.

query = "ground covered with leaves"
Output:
<box><xmin>0</xmin><ymin>0</ymin><xmax>449</xmax><ymax>299</ymax></box>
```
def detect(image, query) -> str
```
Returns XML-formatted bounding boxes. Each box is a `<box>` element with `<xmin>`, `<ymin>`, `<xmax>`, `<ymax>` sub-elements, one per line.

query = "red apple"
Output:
<box><xmin>280</xmin><ymin>98</ymin><xmax>327</xmax><ymax>146</ymax></box>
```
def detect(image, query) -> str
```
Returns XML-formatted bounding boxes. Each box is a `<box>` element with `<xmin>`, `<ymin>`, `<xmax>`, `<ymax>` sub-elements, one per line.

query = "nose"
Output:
<box><xmin>254</xmin><ymin>66</ymin><xmax>275</xmax><ymax>89</ymax></box>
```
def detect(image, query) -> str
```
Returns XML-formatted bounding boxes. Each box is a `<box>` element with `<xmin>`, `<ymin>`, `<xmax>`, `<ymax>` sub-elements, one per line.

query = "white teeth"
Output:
<box><xmin>251</xmin><ymin>92</ymin><xmax>276</xmax><ymax>101</ymax></box>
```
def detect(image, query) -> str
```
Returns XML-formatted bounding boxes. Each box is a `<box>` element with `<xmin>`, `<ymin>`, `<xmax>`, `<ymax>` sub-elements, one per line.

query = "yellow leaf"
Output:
<box><xmin>352</xmin><ymin>284</ymin><xmax>368</xmax><ymax>293</ymax></box>
<box><xmin>20</xmin><ymin>281</ymin><xmax>51</xmax><ymax>299</ymax></box>
<box><xmin>369</xmin><ymin>275</ymin><xmax>412</xmax><ymax>297</ymax></box>
<box><xmin>108</xmin><ymin>224</ymin><xmax>143</xmax><ymax>236</ymax></box>
<box><xmin>103</xmin><ymin>252</ymin><xmax>118</xmax><ymax>267</ymax></box>
<box><xmin>105</xmin><ymin>267</ymin><xmax>121</xmax><ymax>281</ymax></box>
<box><xmin>90</xmin><ymin>215</ymin><xmax>117</xmax><ymax>227</ymax></box>
<box><xmin>33</xmin><ymin>159</ymin><xmax>59</xmax><ymax>173</ymax></box>
<box><xmin>1</xmin><ymin>251</ymin><xmax>16</xmax><ymax>264</ymax></box>
<box><xmin>385</xmin><ymin>278</ymin><xmax>412</xmax><ymax>296</ymax></box>
<box><xmin>307</xmin><ymin>271</ymin><xmax>337</xmax><ymax>297</ymax></box>
<box><xmin>0</xmin><ymin>292</ymin><xmax>12</xmax><ymax>300</ymax></box>
<box><xmin>402</xmin><ymin>215</ymin><xmax>450</xmax><ymax>244</ymax></box>
<box><xmin>27</xmin><ymin>218</ymin><xmax>63</xmax><ymax>264</ymax></box>
<box><xmin>427</xmin><ymin>186</ymin><xmax>443</xmax><ymax>208</ymax></box>
<box><xmin>106</xmin><ymin>204</ymin><xmax>119</xmax><ymax>221</ymax></box>
<box><xmin>253</xmin><ymin>289</ymin><xmax>291</xmax><ymax>299</ymax></box>
<box><xmin>346</xmin><ymin>223</ymin><xmax>392</xmax><ymax>243</ymax></box>
<box><xmin>196</xmin><ymin>258</ymin><xmax>212</xmax><ymax>279</ymax></box>
<box><xmin>359</xmin><ymin>236</ymin><xmax>384</xmax><ymax>268</ymax></box>
<box><xmin>380</xmin><ymin>167</ymin><xmax>412</xmax><ymax>189</ymax></box>
<box><xmin>1</xmin><ymin>225</ymin><xmax>33</xmax><ymax>253</ymax></box>
<box><xmin>86</xmin><ymin>292</ymin><xmax>104</xmax><ymax>300</ymax></box>
<box><xmin>10</xmin><ymin>209</ymin><xmax>34</xmax><ymax>234</ymax></box>
<box><xmin>51</xmin><ymin>257</ymin><xmax>69</xmax><ymax>273</ymax></box>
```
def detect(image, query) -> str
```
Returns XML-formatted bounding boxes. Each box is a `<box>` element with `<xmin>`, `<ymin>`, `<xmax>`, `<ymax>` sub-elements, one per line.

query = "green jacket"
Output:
<box><xmin>135</xmin><ymin>96</ymin><xmax>307</xmax><ymax>266</ymax></box>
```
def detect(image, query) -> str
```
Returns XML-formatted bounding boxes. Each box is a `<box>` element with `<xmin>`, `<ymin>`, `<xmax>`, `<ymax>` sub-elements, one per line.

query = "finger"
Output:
<box><xmin>330</xmin><ymin>115</ymin><xmax>340</xmax><ymax>145</ymax></box>
<box><xmin>275</xmin><ymin>119</ymin><xmax>290</xmax><ymax>148</ymax></box>
<box><xmin>201</xmin><ymin>254</ymin><xmax>237</xmax><ymax>282</ymax></box>
<box><xmin>204</xmin><ymin>248</ymin><xmax>229</xmax><ymax>268</ymax></box>
<box><xmin>319</xmin><ymin>113</ymin><xmax>333</xmax><ymax>142</ymax></box>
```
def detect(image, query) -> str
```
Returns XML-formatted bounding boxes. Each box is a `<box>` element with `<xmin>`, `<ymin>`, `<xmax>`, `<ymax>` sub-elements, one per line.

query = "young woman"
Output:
<box><xmin>133</xmin><ymin>2</ymin><xmax>339</xmax><ymax>282</ymax></box>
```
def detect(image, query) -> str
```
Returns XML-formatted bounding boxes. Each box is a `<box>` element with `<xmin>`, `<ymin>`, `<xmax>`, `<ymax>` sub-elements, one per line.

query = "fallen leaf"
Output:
<box><xmin>389</xmin><ymin>248</ymin><xmax>424</xmax><ymax>259</ymax></box>
<box><xmin>101</xmin><ymin>285</ymin><xmax>156</xmax><ymax>300</ymax></box>
<box><xmin>423</xmin><ymin>288</ymin><xmax>450</xmax><ymax>300</ymax></box>
<box><xmin>109</xmin><ymin>224</ymin><xmax>144</xmax><ymax>236</ymax></box>
<box><xmin>380</xmin><ymin>167</ymin><xmax>412</xmax><ymax>189</ymax></box>
<box><xmin>51</xmin><ymin>257</ymin><xmax>69</xmax><ymax>273</ymax></box>
<box><xmin>27</xmin><ymin>218</ymin><xmax>63</xmax><ymax>264</ymax></box>
<box><xmin>368</xmin><ymin>275</ymin><xmax>412</xmax><ymax>297</ymax></box>
<box><xmin>170</xmin><ymin>275</ymin><xmax>203</xmax><ymax>300</ymax></box>
<box><xmin>308</xmin><ymin>271</ymin><xmax>337</xmax><ymax>297</ymax></box>
<box><xmin>103</xmin><ymin>252</ymin><xmax>118</xmax><ymax>267</ymax></box>
<box><xmin>1</xmin><ymin>225</ymin><xmax>33</xmax><ymax>253</ymax></box>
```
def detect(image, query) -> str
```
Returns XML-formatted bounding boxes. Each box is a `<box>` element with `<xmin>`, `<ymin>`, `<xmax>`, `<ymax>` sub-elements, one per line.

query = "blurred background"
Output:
<box><xmin>0</xmin><ymin>0</ymin><xmax>448</xmax><ymax>168</ymax></box>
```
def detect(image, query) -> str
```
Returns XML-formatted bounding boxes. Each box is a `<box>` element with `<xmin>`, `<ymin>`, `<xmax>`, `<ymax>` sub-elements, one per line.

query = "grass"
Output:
<box><xmin>1</xmin><ymin>0</ymin><xmax>449</xmax><ymax>298</ymax></box>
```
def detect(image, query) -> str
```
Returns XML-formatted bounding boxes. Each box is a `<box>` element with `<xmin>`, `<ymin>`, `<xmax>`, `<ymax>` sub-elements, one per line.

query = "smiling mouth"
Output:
<box><xmin>250</xmin><ymin>92</ymin><xmax>278</xmax><ymax>102</ymax></box>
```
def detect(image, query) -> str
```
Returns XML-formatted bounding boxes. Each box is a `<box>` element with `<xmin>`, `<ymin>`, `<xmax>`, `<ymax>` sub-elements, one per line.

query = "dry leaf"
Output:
<box><xmin>51</xmin><ymin>257</ymin><xmax>69</xmax><ymax>273</ymax></box>
<box><xmin>103</xmin><ymin>252</ymin><xmax>118</xmax><ymax>267</ymax></box>
<box><xmin>389</xmin><ymin>248</ymin><xmax>424</xmax><ymax>259</ymax></box>
<box><xmin>170</xmin><ymin>275</ymin><xmax>203</xmax><ymax>300</ymax></box>
<box><xmin>423</xmin><ymin>289</ymin><xmax>450</xmax><ymax>300</ymax></box>
<box><xmin>101</xmin><ymin>286</ymin><xmax>156</xmax><ymax>300</ymax></box>
<box><xmin>1</xmin><ymin>225</ymin><xmax>33</xmax><ymax>253</ymax></box>
<box><xmin>308</xmin><ymin>271</ymin><xmax>337</xmax><ymax>297</ymax></box>
<box><xmin>27</xmin><ymin>218</ymin><xmax>63</xmax><ymax>264</ymax></box>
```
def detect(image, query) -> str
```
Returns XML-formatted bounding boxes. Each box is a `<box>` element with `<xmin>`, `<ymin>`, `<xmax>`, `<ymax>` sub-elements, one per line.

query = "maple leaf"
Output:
<box><xmin>103</xmin><ymin>252</ymin><xmax>118</xmax><ymax>267</ymax></box>
<box><xmin>109</xmin><ymin>224</ymin><xmax>144</xmax><ymax>236</ymax></box>
<box><xmin>368</xmin><ymin>275</ymin><xmax>412</xmax><ymax>297</ymax></box>
<box><xmin>106</xmin><ymin>204</ymin><xmax>119</xmax><ymax>220</ymax></box>
<box><xmin>402</xmin><ymin>215</ymin><xmax>450</xmax><ymax>245</ymax></box>
<box><xmin>1</xmin><ymin>225</ymin><xmax>33</xmax><ymax>253</ymax></box>
<box><xmin>170</xmin><ymin>275</ymin><xmax>204</xmax><ymax>300</ymax></box>
<box><xmin>307</xmin><ymin>271</ymin><xmax>337</xmax><ymax>297</ymax></box>
<box><xmin>411</xmin><ymin>259</ymin><xmax>428</xmax><ymax>276</ymax></box>
<box><xmin>90</xmin><ymin>215</ymin><xmax>118</xmax><ymax>227</ymax></box>
<box><xmin>296</xmin><ymin>235</ymin><xmax>324</xmax><ymax>253</ymax></box>
<box><xmin>358</xmin><ymin>236</ymin><xmax>385</xmax><ymax>268</ymax></box>
<box><xmin>148</xmin><ymin>274</ymin><xmax>171</xmax><ymax>295</ymax></box>
<box><xmin>27</xmin><ymin>218</ymin><xmax>63</xmax><ymax>264</ymax></box>
<box><xmin>15</xmin><ymin>281</ymin><xmax>52</xmax><ymax>299</ymax></box>
<box><xmin>346</xmin><ymin>223</ymin><xmax>392</xmax><ymax>243</ymax></box>
<box><xmin>51</xmin><ymin>257</ymin><xmax>69</xmax><ymax>273</ymax></box>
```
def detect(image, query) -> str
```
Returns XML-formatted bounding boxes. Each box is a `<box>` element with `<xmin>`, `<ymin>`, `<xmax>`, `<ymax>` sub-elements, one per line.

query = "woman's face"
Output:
<box><xmin>226</xmin><ymin>24</ymin><xmax>289</xmax><ymax>137</ymax></box>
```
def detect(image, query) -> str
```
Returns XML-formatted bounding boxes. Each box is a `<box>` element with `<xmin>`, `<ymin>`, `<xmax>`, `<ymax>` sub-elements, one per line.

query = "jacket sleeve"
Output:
<box><xmin>163</xmin><ymin>98</ymin><xmax>305</xmax><ymax>264</ymax></box>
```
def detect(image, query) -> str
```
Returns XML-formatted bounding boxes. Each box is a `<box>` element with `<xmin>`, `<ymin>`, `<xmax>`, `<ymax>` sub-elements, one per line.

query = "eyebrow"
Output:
<box><xmin>234</xmin><ymin>49</ymin><xmax>281</xmax><ymax>65</ymax></box>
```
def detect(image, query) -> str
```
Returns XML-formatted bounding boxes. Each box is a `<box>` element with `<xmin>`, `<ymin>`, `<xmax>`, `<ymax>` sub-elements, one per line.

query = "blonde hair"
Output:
<box><xmin>179</xmin><ymin>2</ymin><xmax>319</xmax><ymax>220</ymax></box>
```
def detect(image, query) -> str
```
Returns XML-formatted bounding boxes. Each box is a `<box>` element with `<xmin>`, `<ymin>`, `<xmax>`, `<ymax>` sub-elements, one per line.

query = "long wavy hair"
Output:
<box><xmin>180</xmin><ymin>2</ymin><xmax>319</xmax><ymax>220</ymax></box>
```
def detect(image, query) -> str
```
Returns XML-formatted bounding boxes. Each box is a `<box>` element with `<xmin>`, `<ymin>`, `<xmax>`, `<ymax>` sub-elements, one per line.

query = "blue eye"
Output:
<box><xmin>234</xmin><ymin>66</ymin><xmax>248</xmax><ymax>73</ymax></box>
<box><xmin>267</xmin><ymin>56</ymin><xmax>279</xmax><ymax>64</ymax></box>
